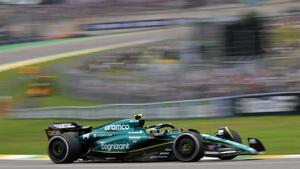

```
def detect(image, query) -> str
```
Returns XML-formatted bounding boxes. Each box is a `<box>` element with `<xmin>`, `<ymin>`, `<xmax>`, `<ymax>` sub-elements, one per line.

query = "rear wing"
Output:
<box><xmin>45</xmin><ymin>122</ymin><xmax>92</xmax><ymax>139</ymax></box>
<box><xmin>49</xmin><ymin>122</ymin><xmax>81</xmax><ymax>129</ymax></box>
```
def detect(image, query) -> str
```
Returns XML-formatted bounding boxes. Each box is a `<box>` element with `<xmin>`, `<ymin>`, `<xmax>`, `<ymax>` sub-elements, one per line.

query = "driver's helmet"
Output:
<box><xmin>133</xmin><ymin>113</ymin><xmax>145</xmax><ymax>127</ymax></box>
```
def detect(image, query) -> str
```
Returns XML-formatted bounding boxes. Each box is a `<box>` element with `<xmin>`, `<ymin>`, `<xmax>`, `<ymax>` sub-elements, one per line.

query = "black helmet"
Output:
<box><xmin>133</xmin><ymin>113</ymin><xmax>144</xmax><ymax>127</ymax></box>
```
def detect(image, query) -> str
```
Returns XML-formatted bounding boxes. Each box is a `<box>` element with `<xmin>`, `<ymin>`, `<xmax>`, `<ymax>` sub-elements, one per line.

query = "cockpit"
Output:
<box><xmin>145</xmin><ymin>123</ymin><xmax>178</xmax><ymax>136</ymax></box>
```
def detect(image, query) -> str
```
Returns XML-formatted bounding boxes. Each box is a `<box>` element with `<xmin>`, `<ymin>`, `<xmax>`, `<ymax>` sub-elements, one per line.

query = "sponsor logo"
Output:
<box><xmin>129</xmin><ymin>136</ymin><xmax>141</xmax><ymax>143</ymax></box>
<box><xmin>238</xmin><ymin>96</ymin><xmax>298</xmax><ymax>113</ymax></box>
<box><xmin>128</xmin><ymin>131</ymin><xmax>143</xmax><ymax>134</ymax></box>
<box><xmin>83</xmin><ymin>133</ymin><xmax>113</xmax><ymax>139</ymax></box>
<box><xmin>129</xmin><ymin>136</ymin><xmax>141</xmax><ymax>140</ymax></box>
<box><xmin>104</xmin><ymin>124</ymin><xmax>130</xmax><ymax>131</ymax></box>
<box><xmin>98</xmin><ymin>133</ymin><xmax>113</xmax><ymax>137</ymax></box>
<box><xmin>52</xmin><ymin>123</ymin><xmax>75</xmax><ymax>129</ymax></box>
<box><xmin>101</xmin><ymin>143</ymin><xmax>130</xmax><ymax>151</ymax></box>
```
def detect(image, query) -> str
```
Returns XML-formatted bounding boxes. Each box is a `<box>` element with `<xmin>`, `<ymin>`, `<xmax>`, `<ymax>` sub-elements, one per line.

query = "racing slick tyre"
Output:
<box><xmin>48</xmin><ymin>134</ymin><xmax>81</xmax><ymax>163</ymax></box>
<box><xmin>173</xmin><ymin>131</ymin><xmax>204</xmax><ymax>162</ymax></box>
<box><xmin>216</xmin><ymin>128</ymin><xmax>242</xmax><ymax>160</ymax></box>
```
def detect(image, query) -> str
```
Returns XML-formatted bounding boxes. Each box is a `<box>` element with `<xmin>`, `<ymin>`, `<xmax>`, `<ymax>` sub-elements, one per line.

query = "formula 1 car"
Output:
<box><xmin>45</xmin><ymin>114</ymin><xmax>265</xmax><ymax>163</ymax></box>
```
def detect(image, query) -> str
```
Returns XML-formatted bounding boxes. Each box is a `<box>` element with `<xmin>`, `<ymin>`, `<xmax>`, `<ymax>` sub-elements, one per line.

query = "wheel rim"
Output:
<box><xmin>49</xmin><ymin>138</ymin><xmax>68</xmax><ymax>162</ymax></box>
<box><xmin>183</xmin><ymin>144</ymin><xmax>191</xmax><ymax>151</ymax></box>
<box><xmin>175</xmin><ymin>137</ymin><xmax>197</xmax><ymax>159</ymax></box>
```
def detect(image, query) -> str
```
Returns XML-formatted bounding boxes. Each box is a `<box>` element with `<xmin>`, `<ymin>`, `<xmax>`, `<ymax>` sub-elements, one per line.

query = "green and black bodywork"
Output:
<box><xmin>45</xmin><ymin>115</ymin><xmax>265</xmax><ymax>163</ymax></box>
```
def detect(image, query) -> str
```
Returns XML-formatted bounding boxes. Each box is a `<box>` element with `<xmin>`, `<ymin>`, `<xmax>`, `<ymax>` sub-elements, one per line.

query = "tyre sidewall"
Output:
<box><xmin>173</xmin><ymin>132</ymin><xmax>204</xmax><ymax>162</ymax></box>
<box><xmin>49</xmin><ymin>135</ymin><xmax>70</xmax><ymax>163</ymax></box>
<box><xmin>48</xmin><ymin>134</ymin><xmax>80</xmax><ymax>163</ymax></box>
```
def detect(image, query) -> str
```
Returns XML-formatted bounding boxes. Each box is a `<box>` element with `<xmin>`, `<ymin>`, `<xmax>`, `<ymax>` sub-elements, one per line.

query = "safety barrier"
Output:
<box><xmin>9</xmin><ymin>91</ymin><xmax>300</xmax><ymax>119</ymax></box>
<box><xmin>9</xmin><ymin>97</ymin><xmax>232</xmax><ymax>119</ymax></box>
<box><xmin>81</xmin><ymin>18</ymin><xmax>192</xmax><ymax>31</ymax></box>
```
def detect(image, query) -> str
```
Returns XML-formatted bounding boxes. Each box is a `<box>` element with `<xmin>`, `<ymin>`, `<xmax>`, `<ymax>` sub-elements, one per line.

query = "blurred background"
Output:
<box><xmin>0</xmin><ymin>0</ymin><xmax>300</xmax><ymax>155</ymax></box>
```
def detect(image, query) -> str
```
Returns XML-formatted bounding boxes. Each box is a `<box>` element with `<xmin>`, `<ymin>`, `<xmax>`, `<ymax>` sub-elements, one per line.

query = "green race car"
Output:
<box><xmin>45</xmin><ymin>114</ymin><xmax>265</xmax><ymax>163</ymax></box>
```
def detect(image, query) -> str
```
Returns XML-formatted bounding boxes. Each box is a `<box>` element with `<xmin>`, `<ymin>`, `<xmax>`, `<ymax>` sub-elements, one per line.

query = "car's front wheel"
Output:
<box><xmin>173</xmin><ymin>131</ymin><xmax>204</xmax><ymax>162</ymax></box>
<box><xmin>215</xmin><ymin>128</ymin><xmax>242</xmax><ymax>160</ymax></box>
<box><xmin>48</xmin><ymin>134</ymin><xmax>81</xmax><ymax>163</ymax></box>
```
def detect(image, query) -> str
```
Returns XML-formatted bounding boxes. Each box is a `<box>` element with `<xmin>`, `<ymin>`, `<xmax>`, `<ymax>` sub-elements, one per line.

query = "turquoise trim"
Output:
<box><xmin>202</xmin><ymin>134</ymin><xmax>257</xmax><ymax>154</ymax></box>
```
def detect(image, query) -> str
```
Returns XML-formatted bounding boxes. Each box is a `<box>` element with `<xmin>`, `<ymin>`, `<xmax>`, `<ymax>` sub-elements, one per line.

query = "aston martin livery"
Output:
<box><xmin>45</xmin><ymin>114</ymin><xmax>265</xmax><ymax>163</ymax></box>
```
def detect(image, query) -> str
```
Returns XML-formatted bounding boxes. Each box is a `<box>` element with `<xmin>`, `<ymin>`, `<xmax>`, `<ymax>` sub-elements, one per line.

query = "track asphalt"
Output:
<box><xmin>0</xmin><ymin>158</ymin><xmax>299</xmax><ymax>169</ymax></box>
<box><xmin>0</xmin><ymin>27</ymin><xmax>188</xmax><ymax>72</ymax></box>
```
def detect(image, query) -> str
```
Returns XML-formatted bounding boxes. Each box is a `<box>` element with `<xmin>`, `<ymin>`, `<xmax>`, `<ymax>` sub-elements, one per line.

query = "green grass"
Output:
<box><xmin>36</xmin><ymin>94</ymin><xmax>99</xmax><ymax>107</ymax></box>
<box><xmin>0</xmin><ymin>37</ymin><xmax>90</xmax><ymax>53</ymax></box>
<box><xmin>0</xmin><ymin>115</ymin><xmax>299</xmax><ymax>155</ymax></box>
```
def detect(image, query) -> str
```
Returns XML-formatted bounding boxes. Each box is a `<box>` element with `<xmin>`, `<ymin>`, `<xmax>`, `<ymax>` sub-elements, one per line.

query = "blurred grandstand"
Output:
<box><xmin>0</xmin><ymin>0</ymin><xmax>275</xmax><ymax>44</ymax></box>
<box><xmin>1</xmin><ymin>0</ymin><xmax>300</xmax><ymax>107</ymax></box>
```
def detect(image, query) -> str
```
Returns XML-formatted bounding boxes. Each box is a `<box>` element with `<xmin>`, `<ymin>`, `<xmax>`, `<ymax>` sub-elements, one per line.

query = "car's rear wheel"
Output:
<box><xmin>173</xmin><ymin>131</ymin><xmax>204</xmax><ymax>162</ymax></box>
<box><xmin>48</xmin><ymin>134</ymin><xmax>81</xmax><ymax>163</ymax></box>
<box><xmin>216</xmin><ymin>128</ymin><xmax>242</xmax><ymax>160</ymax></box>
